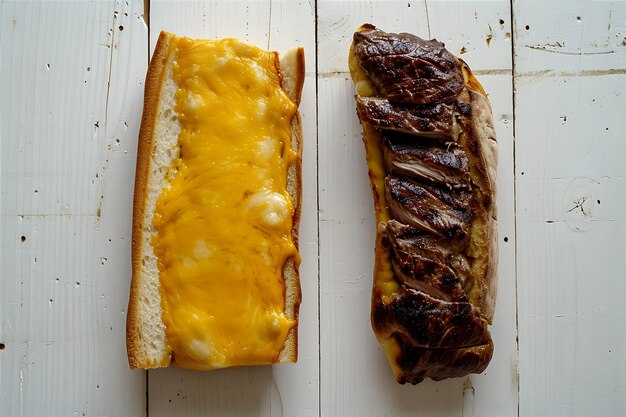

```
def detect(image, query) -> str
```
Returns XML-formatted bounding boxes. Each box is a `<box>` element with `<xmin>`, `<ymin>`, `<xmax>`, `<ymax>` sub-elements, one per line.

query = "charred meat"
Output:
<box><xmin>354</xmin><ymin>28</ymin><xmax>465</xmax><ymax>104</ymax></box>
<box><xmin>351</xmin><ymin>25</ymin><xmax>497</xmax><ymax>384</ymax></box>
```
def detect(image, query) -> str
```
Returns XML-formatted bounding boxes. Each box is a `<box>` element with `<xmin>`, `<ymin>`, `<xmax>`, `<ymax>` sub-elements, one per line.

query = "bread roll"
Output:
<box><xmin>127</xmin><ymin>32</ymin><xmax>305</xmax><ymax>370</ymax></box>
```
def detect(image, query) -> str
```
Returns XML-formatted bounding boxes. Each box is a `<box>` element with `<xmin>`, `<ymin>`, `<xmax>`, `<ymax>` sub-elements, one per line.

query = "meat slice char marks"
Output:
<box><xmin>385</xmin><ymin>176</ymin><xmax>473</xmax><ymax>244</ymax></box>
<box><xmin>353</xmin><ymin>27</ymin><xmax>465</xmax><ymax>104</ymax></box>
<box><xmin>373</xmin><ymin>289</ymin><xmax>492</xmax><ymax>351</ymax></box>
<box><xmin>391</xmin><ymin>336</ymin><xmax>494</xmax><ymax>384</ymax></box>
<box><xmin>384</xmin><ymin>219</ymin><xmax>474</xmax><ymax>300</ymax></box>
<box><xmin>378</xmin><ymin>220</ymin><xmax>493</xmax><ymax>383</ymax></box>
<box><xmin>356</xmin><ymin>97</ymin><xmax>466</xmax><ymax>140</ymax></box>
<box><xmin>372</xmin><ymin>289</ymin><xmax>494</xmax><ymax>384</ymax></box>
<box><xmin>379</xmin><ymin>152</ymin><xmax>493</xmax><ymax>383</ymax></box>
<box><xmin>382</xmin><ymin>131</ymin><xmax>470</xmax><ymax>189</ymax></box>
<box><xmin>353</xmin><ymin>25</ymin><xmax>495</xmax><ymax>384</ymax></box>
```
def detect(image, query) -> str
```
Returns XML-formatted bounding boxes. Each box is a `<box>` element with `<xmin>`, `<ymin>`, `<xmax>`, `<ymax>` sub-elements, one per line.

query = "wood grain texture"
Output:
<box><xmin>147</xmin><ymin>1</ymin><xmax>318</xmax><ymax>417</ymax></box>
<box><xmin>317</xmin><ymin>2</ymin><xmax>517</xmax><ymax>416</ymax></box>
<box><xmin>0</xmin><ymin>0</ymin><xmax>147</xmax><ymax>415</ymax></box>
<box><xmin>2</xmin><ymin>0</ymin><xmax>625</xmax><ymax>416</ymax></box>
<box><xmin>514</xmin><ymin>2</ymin><xmax>626</xmax><ymax>417</ymax></box>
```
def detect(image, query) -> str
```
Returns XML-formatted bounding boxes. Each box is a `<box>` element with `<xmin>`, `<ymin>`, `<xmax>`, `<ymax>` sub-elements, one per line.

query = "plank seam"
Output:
<box><xmin>146</xmin><ymin>370</ymin><xmax>149</xmax><ymax>417</ymax></box>
<box><xmin>144</xmin><ymin>0</ymin><xmax>150</xmax><ymax>62</ymax></box>
<box><xmin>267</xmin><ymin>0</ymin><xmax>272</xmax><ymax>50</ymax></box>
<box><xmin>314</xmin><ymin>1</ymin><xmax>321</xmax><ymax>416</ymax></box>
<box><xmin>424</xmin><ymin>0</ymin><xmax>431</xmax><ymax>39</ymax></box>
<box><xmin>509</xmin><ymin>1</ymin><xmax>521</xmax><ymax>416</ymax></box>
<box><xmin>104</xmin><ymin>0</ymin><xmax>117</xmax><ymax>131</ymax></box>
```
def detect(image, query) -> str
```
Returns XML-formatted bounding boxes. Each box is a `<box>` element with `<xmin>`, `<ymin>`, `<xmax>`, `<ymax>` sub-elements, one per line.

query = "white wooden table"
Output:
<box><xmin>1</xmin><ymin>1</ymin><xmax>625</xmax><ymax>416</ymax></box>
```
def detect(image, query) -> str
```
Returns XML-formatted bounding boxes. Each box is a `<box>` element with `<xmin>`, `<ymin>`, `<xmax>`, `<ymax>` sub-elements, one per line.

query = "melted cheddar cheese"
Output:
<box><xmin>348</xmin><ymin>33</ymin><xmax>377</xmax><ymax>98</ymax></box>
<box><xmin>151</xmin><ymin>36</ymin><xmax>298</xmax><ymax>369</ymax></box>
<box><xmin>349</xmin><ymin>42</ymin><xmax>398</xmax><ymax>299</ymax></box>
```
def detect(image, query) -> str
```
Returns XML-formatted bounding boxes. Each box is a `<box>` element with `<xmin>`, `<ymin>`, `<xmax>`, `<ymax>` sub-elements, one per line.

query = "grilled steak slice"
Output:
<box><xmin>382</xmin><ymin>132</ymin><xmax>470</xmax><ymax>188</ymax></box>
<box><xmin>372</xmin><ymin>289</ymin><xmax>492</xmax><ymax>349</ymax></box>
<box><xmin>392</xmin><ymin>335</ymin><xmax>494</xmax><ymax>384</ymax></box>
<box><xmin>356</xmin><ymin>97</ymin><xmax>460</xmax><ymax>140</ymax></box>
<box><xmin>389</xmin><ymin>247</ymin><xmax>466</xmax><ymax>302</ymax></box>
<box><xmin>385</xmin><ymin>177</ymin><xmax>472</xmax><ymax>242</ymax></box>
<box><xmin>384</xmin><ymin>220</ymin><xmax>473</xmax><ymax>300</ymax></box>
<box><xmin>353</xmin><ymin>27</ymin><xmax>464</xmax><ymax>104</ymax></box>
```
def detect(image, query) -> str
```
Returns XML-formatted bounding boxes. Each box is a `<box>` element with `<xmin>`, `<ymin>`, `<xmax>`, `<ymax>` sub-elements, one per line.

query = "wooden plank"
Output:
<box><xmin>317</xmin><ymin>1</ymin><xmax>518</xmax><ymax>416</ymax></box>
<box><xmin>5</xmin><ymin>1</ymin><xmax>624</xmax><ymax>415</ymax></box>
<box><xmin>147</xmin><ymin>2</ymin><xmax>318</xmax><ymax>416</ymax></box>
<box><xmin>0</xmin><ymin>0</ymin><xmax>147</xmax><ymax>415</ymax></box>
<box><xmin>514</xmin><ymin>2</ymin><xmax>626</xmax><ymax>416</ymax></box>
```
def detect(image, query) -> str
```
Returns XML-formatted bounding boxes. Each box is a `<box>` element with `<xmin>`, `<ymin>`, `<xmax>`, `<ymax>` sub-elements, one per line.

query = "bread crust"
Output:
<box><xmin>463</xmin><ymin>88</ymin><xmax>499</xmax><ymax>322</ymax></box>
<box><xmin>126</xmin><ymin>33</ymin><xmax>305</xmax><ymax>369</ymax></box>
<box><xmin>127</xmin><ymin>32</ymin><xmax>173</xmax><ymax>369</ymax></box>
<box><xmin>278</xmin><ymin>47</ymin><xmax>305</xmax><ymax>363</ymax></box>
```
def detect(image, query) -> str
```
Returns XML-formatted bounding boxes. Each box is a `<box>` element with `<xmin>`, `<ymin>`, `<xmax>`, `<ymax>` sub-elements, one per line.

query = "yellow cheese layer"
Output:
<box><xmin>349</xmin><ymin>42</ymin><xmax>397</xmax><ymax>299</ymax></box>
<box><xmin>152</xmin><ymin>36</ymin><xmax>298</xmax><ymax>370</ymax></box>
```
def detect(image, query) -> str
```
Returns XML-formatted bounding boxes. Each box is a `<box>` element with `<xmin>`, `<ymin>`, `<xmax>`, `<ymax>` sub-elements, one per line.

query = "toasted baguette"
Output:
<box><xmin>126</xmin><ymin>31</ymin><xmax>305</xmax><ymax>369</ymax></box>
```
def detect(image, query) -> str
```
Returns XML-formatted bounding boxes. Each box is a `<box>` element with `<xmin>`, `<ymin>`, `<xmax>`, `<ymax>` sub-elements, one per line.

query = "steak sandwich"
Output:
<box><xmin>349</xmin><ymin>24</ymin><xmax>498</xmax><ymax>384</ymax></box>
